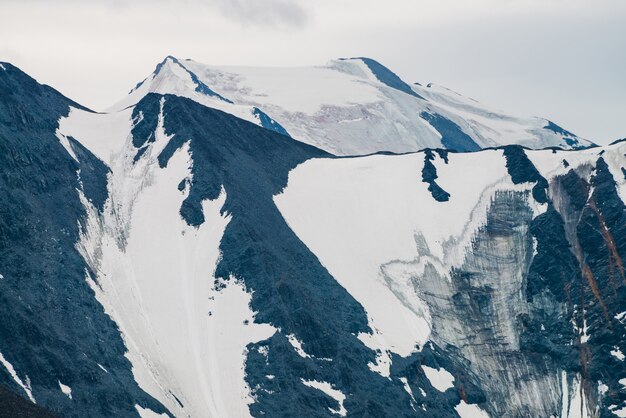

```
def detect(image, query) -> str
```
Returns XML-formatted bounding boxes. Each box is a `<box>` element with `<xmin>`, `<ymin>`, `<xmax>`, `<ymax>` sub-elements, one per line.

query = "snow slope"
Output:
<box><xmin>273</xmin><ymin>148</ymin><xmax>540</xmax><ymax>367</ymax></box>
<box><xmin>110</xmin><ymin>56</ymin><xmax>593</xmax><ymax>155</ymax></box>
<box><xmin>60</xmin><ymin>102</ymin><xmax>276</xmax><ymax>418</ymax></box>
<box><xmin>275</xmin><ymin>140</ymin><xmax>626</xmax><ymax>417</ymax></box>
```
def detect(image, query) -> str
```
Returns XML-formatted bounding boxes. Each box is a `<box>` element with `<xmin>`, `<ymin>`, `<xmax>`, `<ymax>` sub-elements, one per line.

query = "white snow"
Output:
<box><xmin>422</xmin><ymin>366</ymin><xmax>455</xmax><ymax>392</ymax></box>
<box><xmin>414</xmin><ymin>82</ymin><xmax>591</xmax><ymax>150</ymax></box>
<box><xmin>560</xmin><ymin>371</ymin><xmax>593</xmax><ymax>418</ymax></box>
<box><xmin>526</xmin><ymin>146</ymin><xmax>600</xmax><ymax>186</ymax></box>
<box><xmin>357</xmin><ymin>332</ymin><xmax>394</xmax><ymax>377</ymax></box>
<box><xmin>75</xmin><ymin>98</ymin><xmax>275</xmax><ymax>417</ymax></box>
<box><xmin>611</xmin><ymin>406</ymin><xmax>626</xmax><ymax>418</ymax></box>
<box><xmin>97</xmin><ymin>363</ymin><xmax>108</xmax><ymax>373</ymax></box>
<box><xmin>455</xmin><ymin>400</ymin><xmax>490</xmax><ymax>418</ymax></box>
<box><xmin>58</xmin><ymin>381</ymin><xmax>72</xmax><ymax>399</ymax></box>
<box><xmin>561</xmin><ymin>371</ymin><xmax>570</xmax><ymax>418</ymax></box>
<box><xmin>192</xmin><ymin>61</ymin><xmax>383</xmax><ymax>115</ymax></box>
<box><xmin>275</xmin><ymin>152</ymin><xmax>435</xmax><ymax>360</ymax></box>
<box><xmin>109</xmin><ymin>57</ymin><xmax>264</xmax><ymax>130</ymax></box>
<box><xmin>0</xmin><ymin>352</ymin><xmax>35</xmax><ymax>403</ymax></box>
<box><xmin>55</xmin><ymin>131</ymin><xmax>79</xmax><ymax>162</ymax></box>
<box><xmin>0</xmin><ymin>63</ymin><xmax>5</xmax><ymax>71</ymax></box>
<box><xmin>620</xmin><ymin>378</ymin><xmax>626</xmax><ymax>388</ymax></box>
<box><xmin>301</xmin><ymin>379</ymin><xmax>347</xmax><ymax>416</ymax></box>
<box><xmin>188</xmin><ymin>58</ymin><xmax>590</xmax><ymax>154</ymax></box>
<box><xmin>287</xmin><ymin>334</ymin><xmax>311</xmax><ymax>359</ymax></box>
<box><xmin>399</xmin><ymin>377</ymin><xmax>416</xmax><ymax>402</ymax></box>
<box><xmin>274</xmin><ymin>149</ymin><xmax>537</xmax><ymax>365</ymax></box>
<box><xmin>528</xmin><ymin>140</ymin><xmax>626</xmax><ymax>214</ymax></box>
<box><xmin>602</xmin><ymin>141</ymin><xmax>626</xmax><ymax>204</ymax></box>
<box><xmin>0</xmin><ymin>273</ymin><xmax>3</xmax><ymax>279</ymax></box>
<box><xmin>135</xmin><ymin>405</ymin><xmax>168</xmax><ymax>418</ymax></box>
<box><xmin>599</xmin><ymin>382</ymin><xmax>609</xmax><ymax>396</ymax></box>
<box><xmin>527</xmin><ymin>141</ymin><xmax>626</xmax><ymax>207</ymax></box>
<box><xmin>581</xmin><ymin>317</ymin><xmax>590</xmax><ymax>344</ymax></box>
<box><xmin>611</xmin><ymin>347</ymin><xmax>625</xmax><ymax>361</ymax></box>
<box><xmin>59</xmin><ymin>106</ymin><xmax>135</xmax><ymax>165</ymax></box>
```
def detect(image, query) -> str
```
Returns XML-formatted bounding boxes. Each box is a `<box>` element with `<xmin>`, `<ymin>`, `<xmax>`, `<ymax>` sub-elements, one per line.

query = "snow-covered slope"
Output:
<box><xmin>61</xmin><ymin>104</ymin><xmax>277</xmax><ymax>418</ymax></box>
<box><xmin>110</xmin><ymin>56</ymin><xmax>593</xmax><ymax>155</ymax></box>
<box><xmin>275</xmin><ymin>140</ymin><xmax>626</xmax><ymax>417</ymax></box>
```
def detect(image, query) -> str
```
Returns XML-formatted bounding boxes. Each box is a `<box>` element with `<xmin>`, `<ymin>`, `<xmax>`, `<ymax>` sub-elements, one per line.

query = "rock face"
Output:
<box><xmin>0</xmin><ymin>60</ymin><xmax>624</xmax><ymax>418</ymax></box>
<box><xmin>0</xmin><ymin>63</ymin><xmax>167</xmax><ymax>417</ymax></box>
<box><xmin>384</xmin><ymin>191</ymin><xmax>547</xmax><ymax>417</ymax></box>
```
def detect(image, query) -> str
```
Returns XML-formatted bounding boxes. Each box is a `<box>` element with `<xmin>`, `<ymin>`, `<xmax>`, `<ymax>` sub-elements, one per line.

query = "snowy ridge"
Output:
<box><xmin>111</xmin><ymin>56</ymin><xmax>593</xmax><ymax>155</ymax></box>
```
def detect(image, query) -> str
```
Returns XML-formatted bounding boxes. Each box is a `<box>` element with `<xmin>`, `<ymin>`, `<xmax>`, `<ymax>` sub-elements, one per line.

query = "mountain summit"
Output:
<box><xmin>111</xmin><ymin>56</ymin><xmax>592</xmax><ymax>155</ymax></box>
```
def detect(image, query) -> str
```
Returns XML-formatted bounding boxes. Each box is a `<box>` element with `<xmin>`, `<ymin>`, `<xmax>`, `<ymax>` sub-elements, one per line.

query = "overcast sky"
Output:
<box><xmin>1</xmin><ymin>0</ymin><xmax>624</xmax><ymax>144</ymax></box>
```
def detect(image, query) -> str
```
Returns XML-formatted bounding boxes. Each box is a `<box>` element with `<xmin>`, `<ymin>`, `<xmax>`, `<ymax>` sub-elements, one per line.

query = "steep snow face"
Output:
<box><xmin>62</xmin><ymin>102</ymin><xmax>276</xmax><ymax>418</ymax></box>
<box><xmin>111</xmin><ymin>56</ymin><xmax>592</xmax><ymax>155</ymax></box>
<box><xmin>276</xmin><ymin>142</ymin><xmax>626</xmax><ymax>417</ymax></box>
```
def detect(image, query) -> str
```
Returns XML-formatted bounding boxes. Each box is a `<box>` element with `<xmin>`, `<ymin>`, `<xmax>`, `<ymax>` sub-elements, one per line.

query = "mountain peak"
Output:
<box><xmin>114</xmin><ymin>55</ymin><xmax>232</xmax><ymax>111</ymax></box>
<box><xmin>338</xmin><ymin>56</ymin><xmax>424</xmax><ymax>99</ymax></box>
<box><xmin>152</xmin><ymin>55</ymin><xmax>179</xmax><ymax>75</ymax></box>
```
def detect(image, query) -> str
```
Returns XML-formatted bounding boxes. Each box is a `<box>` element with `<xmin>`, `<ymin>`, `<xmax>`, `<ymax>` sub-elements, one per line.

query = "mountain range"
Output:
<box><xmin>0</xmin><ymin>57</ymin><xmax>624</xmax><ymax>418</ymax></box>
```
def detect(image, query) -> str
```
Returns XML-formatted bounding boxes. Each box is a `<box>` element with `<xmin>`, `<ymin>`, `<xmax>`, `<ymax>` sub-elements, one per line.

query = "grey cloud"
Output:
<box><xmin>0</xmin><ymin>0</ymin><xmax>310</xmax><ymax>28</ymax></box>
<box><xmin>213</xmin><ymin>0</ymin><xmax>309</xmax><ymax>27</ymax></box>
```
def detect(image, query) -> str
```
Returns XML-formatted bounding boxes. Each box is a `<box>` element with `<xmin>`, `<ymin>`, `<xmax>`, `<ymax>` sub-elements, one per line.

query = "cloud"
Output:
<box><xmin>213</xmin><ymin>0</ymin><xmax>309</xmax><ymax>28</ymax></box>
<box><xmin>1</xmin><ymin>0</ymin><xmax>623</xmax><ymax>141</ymax></box>
<box><xmin>0</xmin><ymin>0</ymin><xmax>310</xmax><ymax>28</ymax></box>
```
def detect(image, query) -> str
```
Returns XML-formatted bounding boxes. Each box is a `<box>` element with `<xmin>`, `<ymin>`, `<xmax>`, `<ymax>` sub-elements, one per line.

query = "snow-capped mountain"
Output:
<box><xmin>111</xmin><ymin>56</ymin><xmax>592</xmax><ymax>155</ymax></box>
<box><xmin>1</xmin><ymin>59</ymin><xmax>625</xmax><ymax>418</ymax></box>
